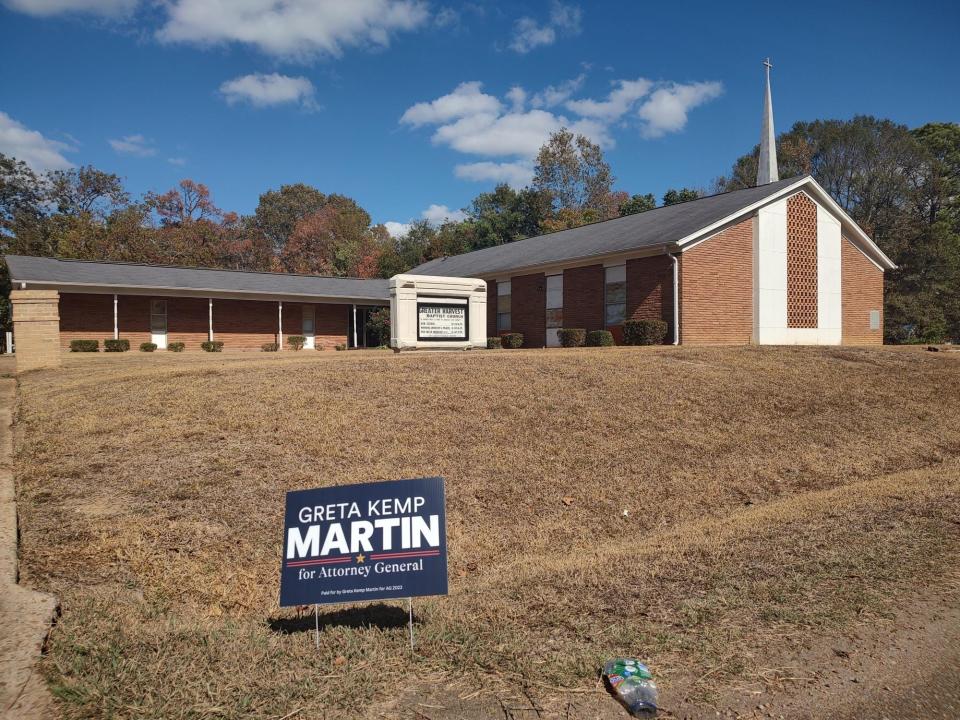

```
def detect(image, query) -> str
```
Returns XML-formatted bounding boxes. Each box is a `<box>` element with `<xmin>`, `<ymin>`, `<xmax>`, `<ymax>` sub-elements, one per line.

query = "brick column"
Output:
<box><xmin>11</xmin><ymin>290</ymin><xmax>61</xmax><ymax>372</ymax></box>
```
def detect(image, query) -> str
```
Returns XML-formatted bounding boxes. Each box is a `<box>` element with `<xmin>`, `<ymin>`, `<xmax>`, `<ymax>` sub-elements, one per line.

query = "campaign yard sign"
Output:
<box><xmin>280</xmin><ymin>477</ymin><xmax>448</xmax><ymax>607</ymax></box>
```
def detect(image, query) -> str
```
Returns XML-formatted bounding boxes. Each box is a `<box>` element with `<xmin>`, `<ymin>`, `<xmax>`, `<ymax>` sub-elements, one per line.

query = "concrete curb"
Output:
<box><xmin>0</xmin><ymin>378</ymin><xmax>59</xmax><ymax>718</ymax></box>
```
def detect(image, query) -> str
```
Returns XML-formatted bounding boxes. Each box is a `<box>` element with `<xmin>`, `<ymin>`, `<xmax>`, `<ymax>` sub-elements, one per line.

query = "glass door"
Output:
<box><xmin>302</xmin><ymin>305</ymin><xmax>316</xmax><ymax>349</ymax></box>
<box><xmin>545</xmin><ymin>274</ymin><xmax>563</xmax><ymax>347</ymax></box>
<box><xmin>150</xmin><ymin>299</ymin><xmax>167</xmax><ymax>349</ymax></box>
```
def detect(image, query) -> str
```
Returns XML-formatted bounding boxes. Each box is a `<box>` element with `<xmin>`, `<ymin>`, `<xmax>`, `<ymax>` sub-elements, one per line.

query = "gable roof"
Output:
<box><xmin>5</xmin><ymin>255</ymin><xmax>390</xmax><ymax>302</ymax></box>
<box><xmin>409</xmin><ymin>175</ymin><xmax>895</xmax><ymax>277</ymax></box>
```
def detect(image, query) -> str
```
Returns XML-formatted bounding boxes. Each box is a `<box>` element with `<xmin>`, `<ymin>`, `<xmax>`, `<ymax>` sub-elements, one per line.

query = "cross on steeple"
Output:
<box><xmin>757</xmin><ymin>57</ymin><xmax>779</xmax><ymax>185</ymax></box>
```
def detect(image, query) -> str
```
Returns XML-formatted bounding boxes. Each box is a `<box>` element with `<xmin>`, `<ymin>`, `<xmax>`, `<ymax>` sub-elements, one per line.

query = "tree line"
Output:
<box><xmin>1</xmin><ymin>118</ymin><xmax>957</xmax><ymax>342</ymax></box>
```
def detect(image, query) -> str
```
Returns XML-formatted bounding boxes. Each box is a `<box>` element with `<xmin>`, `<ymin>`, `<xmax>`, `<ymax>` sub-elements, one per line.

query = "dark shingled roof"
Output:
<box><xmin>409</xmin><ymin>176</ymin><xmax>806</xmax><ymax>278</ymax></box>
<box><xmin>5</xmin><ymin>255</ymin><xmax>390</xmax><ymax>301</ymax></box>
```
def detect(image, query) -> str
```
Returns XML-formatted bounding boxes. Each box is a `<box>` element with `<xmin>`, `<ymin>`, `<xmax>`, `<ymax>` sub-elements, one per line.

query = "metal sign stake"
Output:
<box><xmin>408</xmin><ymin>597</ymin><xmax>415</xmax><ymax>653</ymax></box>
<box><xmin>314</xmin><ymin>604</ymin><xmax>320</xmax><ymax>649</ymax></box>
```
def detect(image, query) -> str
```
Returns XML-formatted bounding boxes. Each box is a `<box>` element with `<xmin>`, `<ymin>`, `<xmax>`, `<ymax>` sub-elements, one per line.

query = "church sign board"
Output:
<box><xmin>280</xmin><ymin>477</ymin><xmax>448</xmax><ymax>607</ymax></box>
<box><xmin>417</xmin><ymin>300</ymin><xmax>468</xmax><ymax>342</ymax></box>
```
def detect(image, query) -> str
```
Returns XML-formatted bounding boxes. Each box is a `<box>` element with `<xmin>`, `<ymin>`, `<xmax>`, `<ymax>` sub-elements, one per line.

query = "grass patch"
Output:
<box><xmin>14</xmin><ymin>346</ymin><xmax>960</xmax><ymax>718</ymax></box>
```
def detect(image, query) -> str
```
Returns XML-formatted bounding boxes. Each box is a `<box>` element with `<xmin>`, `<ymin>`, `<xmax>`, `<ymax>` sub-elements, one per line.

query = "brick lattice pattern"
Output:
<box><xmin>787</xmin><ymin>193</ymin><xmax>819</xmax><ymax>328</ymax></box>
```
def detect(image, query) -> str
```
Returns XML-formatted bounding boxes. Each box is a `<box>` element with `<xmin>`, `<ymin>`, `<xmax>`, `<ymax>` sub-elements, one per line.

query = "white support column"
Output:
<box><xmin>352</xmin><ymin>304</ymin><xmax>358</xmax><ymax>349</ymax></box>
<box><xmin>278</xmin><ymin>301</ymin><xmax>284</xmax><ymax>349</ymax></box>
<box><xmin>113</xmin><ymin>293</ymin><xmax>118</xmax><ymax>340</ymax></box>
<box><xmin>208</xmin><ymin>298</ymin><xmax>213</xmax><ymax>341</ymax></box>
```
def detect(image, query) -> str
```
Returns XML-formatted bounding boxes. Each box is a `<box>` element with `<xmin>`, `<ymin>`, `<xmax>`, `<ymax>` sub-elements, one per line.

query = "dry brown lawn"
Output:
<box><xmin>13</xmin><ymin>346</ymin><xmax>960</xmax><ymax>718</ymax></box>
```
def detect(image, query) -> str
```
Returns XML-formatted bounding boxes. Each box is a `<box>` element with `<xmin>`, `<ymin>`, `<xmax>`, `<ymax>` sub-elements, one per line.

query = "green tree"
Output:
<box><xmin>533</xmin><ymin>128</ymin><xmax>615</xmax><ymax>215</ymax></box>
<box><xmin>47</xmin><ymin>165</ymin><xmax>129</xmax><ymax>218</ymax></box>
<box><xmin>465</xmin><ymin>183</ymin><xmax>552</xmax><ymax>249</ymax></box>
<box><xmin>254</xmin><ymin>183</ymin><xmax>327</xmax><ymax>253</ymax></box>
<box><xmin>619</xmin><ymin>193</ymin><xmax>656</xmax><ymax>216</ymax></box>
<box><xmin>662</xmin><ymin>188</ymin><xmax>700</xmax><ymax>205</ymax></box>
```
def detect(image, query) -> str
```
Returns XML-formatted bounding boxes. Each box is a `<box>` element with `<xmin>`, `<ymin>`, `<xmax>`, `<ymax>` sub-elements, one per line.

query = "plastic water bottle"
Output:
<box><xmin>603</xmin><ymin>658</ymin><xmax>658</xmax><ymax>718</ymax></box>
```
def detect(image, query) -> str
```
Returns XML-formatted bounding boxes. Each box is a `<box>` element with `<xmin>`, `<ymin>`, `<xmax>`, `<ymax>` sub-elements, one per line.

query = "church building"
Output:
<box><xmin>6</xmin><ymin>61</ymin><xmax>894</xmax><ymax>371</ymax></box>
<box><xmin>408</xmin><ymin>61</ymin><xmax>894</xmax><ymax>346</ymax></box>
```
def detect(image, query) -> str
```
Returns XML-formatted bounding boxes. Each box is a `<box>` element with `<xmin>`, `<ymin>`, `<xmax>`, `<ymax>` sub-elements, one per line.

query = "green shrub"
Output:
<box><xmin>139</xmin><ymin>342</ymin><xmax>157</xmax><ymax>352</ymax></box>
<box><xmin>261</xmin><ymin>342</ymin><xmax>279</xmax><ymax>352</ymax></box>
<box><xmin>623</xmin><ymin>319</ymin><xmax>669</xmax><ymax>345</ymax></box>
<box><xmin>500</xmin><ymin>332</ymin><xmax>524</xmax><ymax>349</ymax></box>
<box><xmin>487</xmin><ymin>336</ymin><xmax>502</xmax><ymax>349</ymax></box>
<box><xmin>557</xmin><ymin>328</ymin><xmax>586</xmax><ymax>347</ymax></box>
<box><xmin>103</xmin><ymin>338</ymin><xmax>130</xmax><ymax>352</ymax></box>
<box><xmin>287</xmin><ymin>335</ymin><xmax>305</xmax><ymax>350</ymax></box>
<box><xmin>367</xmin><ymin>307</ymin><xmax>391</xmax><ymax>347</ymax></box>
<box><xmin>69</xmin><ymin>339</ymin><xmax>98</xmax><ymax>352</ymax></box>
<box><xmin>168</xmin><ymin>342</ymin><xmax>185</xmax><ymax>352</ymax></box>
<box><xmin>585</xmin><ymin>330</ymin><xmax>615</xmax><ymax>347</ymax></box>
<box><xmin>201</xmin><ymin>341</ymin><xmax>223</xmax><ymax>352</ymax></box>
<box><xmin>335</xmin><ymin>343</ymin><xmax>347</xmax><ymax>351</ymax></box>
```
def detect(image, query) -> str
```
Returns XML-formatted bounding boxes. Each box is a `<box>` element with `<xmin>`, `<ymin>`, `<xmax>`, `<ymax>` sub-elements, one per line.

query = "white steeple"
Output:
<box><xmin>757</xmin><ymin>58</ymin><xmax>778</xmax><ymax>185</ymax></box>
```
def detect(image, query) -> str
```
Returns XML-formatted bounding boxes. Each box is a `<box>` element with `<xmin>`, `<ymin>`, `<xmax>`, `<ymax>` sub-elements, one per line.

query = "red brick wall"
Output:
<box><xmin>283</xmin><ymin>303</ymin><xmax>303</xmax><ymax>348</ymax></box>
<box><xmin>167</xmin><ymin>297</ymin><xmax>209</xmax><ymax>347</ymax></box>
<box><xmin>211</xmin><ymin>299</ymin><xmax>278</xmax><ymax>349</ymax></box>
<box><xmin>841</xmin><ymin>237</ymin><xmax>884</xmax><ymax>345</ymax></box>
<box><xmin>511</xmin><ymin>272</ymin><xmax>546</xmax><ymax>347</ymax></box>
<box><xmin>562</xmin><ymin>264</ymin><xmax>604</xmax><ymax>332</ymax></box>
<box><xmin>117</xmin><ymin>295</ymin><xmax>152</xmax><ymax>348</ymax></box>
<box><xmin>486</xmin><ymin>279</ymin><xmax>498</xmax><ymax>337</ymax></box>
<box><xmin>626</xmin><ymin>255</ymin><xmax>675</xmax><ymax>342</ymax></box>
<box><xmin>58</xmin><ymin>294</ymin><xmax>351</xmax><ymax>351</ymax></box>
<box><xmin>59</xmin><ymin>293</ymin><xmax>113</xmax><ymax>348</ymax></box>
<box><xmin>680</xmin><ymin>216</ymin><xmax>755</xmax><ymax>344</ymax></box>
<box><xmin>313</xmin><ymin>303</ymin><xmax>350</xmax><ymax>349</ymax></box>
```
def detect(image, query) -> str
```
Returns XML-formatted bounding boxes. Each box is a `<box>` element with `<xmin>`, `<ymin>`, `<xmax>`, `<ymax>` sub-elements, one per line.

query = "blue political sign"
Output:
<box><xmin>280</xmin><ymin>477</ymin><xmax>448</xmax><ymax>607</ymax></box>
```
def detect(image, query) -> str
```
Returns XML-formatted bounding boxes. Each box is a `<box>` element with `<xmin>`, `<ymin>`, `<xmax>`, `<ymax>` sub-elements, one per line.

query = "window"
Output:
<box><xmin>604</xmin><ymin>265</ymin><xmax>626</xmax><ymax>326</ymax></box>
<box><xmin>497</xmin><ymin>280</ymin><xmax>511</xmax><ymax>332</ymax></box>
<box><xmin>545</xmin><ymin>274</ymin><xmax>563</xmax><ymax>347</ymax></box>
<box><xmin>869</xmin><ymin>309</ymin><xmax>880</xmax><ymax>331</ymax></box>
<box><xmin>545</xmin><ymin>274</ymin><xmax>563</xmax><ymax>328</ymax></box>
<box><xmin>150</xmin><ymin>299</ymin><xmax>167</xmax><ymax>334</ymax></box>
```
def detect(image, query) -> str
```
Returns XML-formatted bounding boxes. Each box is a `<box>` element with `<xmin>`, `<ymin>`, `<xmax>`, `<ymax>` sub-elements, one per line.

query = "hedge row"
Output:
<box><xmin>70</xmin><ymin>339</ymin><xmax>227</xmax><ymax>352</ymax></box>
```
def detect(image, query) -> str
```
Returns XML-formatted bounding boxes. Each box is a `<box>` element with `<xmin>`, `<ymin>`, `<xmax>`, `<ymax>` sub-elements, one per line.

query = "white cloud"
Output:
<box><xmin>167</xmin><ymin>156</ymin><xmax>187</xmax><ymax>166</ymax></box>
<box><xmin>400</xmin><ymin>81</ymin><xmax>502</xmax><ymax>127</ymax></box>
<box><xmin>384</xmin><ymin>221</ymin><xmax>412</xmax><ymax>238</ymax></box>
<box><xmin>433</xmin><ymin>7</ymin><xmax>458</xmax><ymax>27</ymax></box>
<box><xmin>108</xmin><ymin>134</ymin><xmax>156</xmax><ymax>157</ymax></box>
<box><xmin>505</xmin><ymin>86</ymin><xmax>526</xmax><ymax>112</ymax></box>
<box><xmin>421</xmin><ymin>203</ymin><xmax>466</xmax><ymax>224</ymax></box>
<box><xmin>509</xmin><ymin>17</ymin><xmax>555</xmax><ymax>54</ymax></box>
<box><xmin>219</xmin><ymin>73</ymin><xmax>317</xmax><ymax>109</ymax></box>
<box><xmin>637</xmin><ymin>81</ymin><xmax>724</xmax><ymax>138</ymax></box>
<box><xmin>530</xmin><ymin>74</ymin><xmax>585</xmax><ymax>108</ymax></box>
<box><xmin>402</xmin><ymin>75</ymin><xmax>721</xmax><ymax>187</ymax></box>
<box><xmin>384</xmin><ymin>201</ymin><xmax>469</xmax><ymax>238</ymax></box>
<box><xmin>454</xmin><ymin>161</ymin><xmax>533</xmax><ymax>188</ymax></box>
<box><xmin>509</xmin><ymin>1</ymin><xmax>581</xmax><ymax>54</ymax></box>
<box><xmin>0</xmin><ymin>111</ymin><xmax>73</xmax><ymax>171</ymax></box>
<box><xmin>565</xmin><ymin>78</ymin><xmax>653</xmax><ymax>120</ymax></box>
<box><xmin>432</xmin><ymin>109</ymin><xmax>609</xmax><ymax>158</ymax></box>
<box><xmin>2</xmin><ymin>0</ymin><xmax>137</xmax><ymax>16</ymax></box>
<box><xmin>157</xmin><ymin>0</ymin><xmax>430</xmax><ymax>60</ymax></box>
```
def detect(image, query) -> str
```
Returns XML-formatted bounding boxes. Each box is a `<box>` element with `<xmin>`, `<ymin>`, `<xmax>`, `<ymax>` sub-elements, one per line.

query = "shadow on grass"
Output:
<box><xmin>268</xmin><ymin>603</ymin><xmax>410</xmax><ymax>635</ymax></box>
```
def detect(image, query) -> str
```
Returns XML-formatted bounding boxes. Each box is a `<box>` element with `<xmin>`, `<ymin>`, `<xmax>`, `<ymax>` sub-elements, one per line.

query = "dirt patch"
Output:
<box><xmin>12</xmin><ymin>346</ymin><xmax>960</xmax><ymax>718</ymax></box>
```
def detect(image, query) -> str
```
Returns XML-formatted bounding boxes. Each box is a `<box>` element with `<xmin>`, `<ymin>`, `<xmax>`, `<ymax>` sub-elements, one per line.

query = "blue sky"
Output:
<box><xmin>1</xmin><ymin>0</ymin><xmax>958</xmax><ymax>235</ymax></box>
